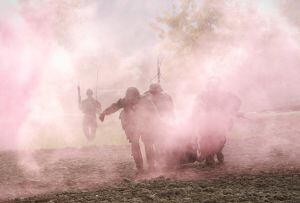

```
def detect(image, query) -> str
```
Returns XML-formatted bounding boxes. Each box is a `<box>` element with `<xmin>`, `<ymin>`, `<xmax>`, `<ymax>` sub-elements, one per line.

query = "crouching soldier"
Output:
<box><xmin>164</xmin><ymin>133</ymin><xmax>198</xmax><ymax>168</ymax></box>
<box><xmin>99</xmin><ymin>87</ymin><xmax>159</xmax><ymax>173</ymax></box>
<box><xmin>80</xmin><ymin>89</ymin><xmax>102</xmax><ymax>141</ymax></box>
<box><xmin>193</xmin><ymin>77</ymin><xmax>241</xmax><ymax>166</ymax></box>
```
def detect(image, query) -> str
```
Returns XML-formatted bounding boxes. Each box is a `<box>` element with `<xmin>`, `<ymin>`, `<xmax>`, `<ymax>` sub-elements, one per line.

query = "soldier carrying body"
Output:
<box><xmin>99</xmin><ymin>87</ymin><xmax>159</xmax><ymax>173</ymax></box>
<box><xmin>144</xmin><ymin>83</ymin><xmax>175</xmax><ymax>121</ymax></box>
<box><xmin>193</xmin><ymin>77</ymin><xmax>241</xmax><ymax>166</ymax></box>
<box><xmin>79</xmin><ymin>89</ymin><xmax>102</xmax><ymax>141</ymax></box>
<box><xmin>143</xmin><ymin>83</ymin><xmax>176</xmax><ymax>167</ymax></box>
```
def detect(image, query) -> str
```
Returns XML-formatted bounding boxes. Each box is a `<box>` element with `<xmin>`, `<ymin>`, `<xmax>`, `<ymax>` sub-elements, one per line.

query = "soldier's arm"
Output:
<box><xmin>100</xmin><ymin>99</ymin><xmax>124</xmax><ymax>121</ymax></box>
<box><xmin>103</xmin><ymin>99</ymin><xmax>123</xmax><ymax>115</ymax></box>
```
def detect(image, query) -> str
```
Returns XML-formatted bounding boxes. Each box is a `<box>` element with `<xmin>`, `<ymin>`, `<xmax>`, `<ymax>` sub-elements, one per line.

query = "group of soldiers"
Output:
<box><xmin>79</xmin><ymin>77</ymin><xmax>241</xmax><ymax>173</ymax></box>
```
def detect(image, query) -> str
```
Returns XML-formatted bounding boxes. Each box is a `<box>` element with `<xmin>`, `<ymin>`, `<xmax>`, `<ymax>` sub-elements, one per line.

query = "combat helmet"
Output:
<box><xmin>86</xmin><ymin>88</ymin><xmax>93</xmax><ymax>96</ymax></box>
<box><xmin>125</xmin><ymin>87</ymin><xmax>140</xmax><ymax>104</ymax></box>
<box><xmin>149</xmin><ymin>83</ymin><xmax>163</xmax><ymax>94</ymax></box>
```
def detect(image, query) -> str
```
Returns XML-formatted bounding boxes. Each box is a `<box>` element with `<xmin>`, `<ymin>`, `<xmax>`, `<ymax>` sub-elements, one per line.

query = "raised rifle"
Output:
<box><xmin>157</xmin><ymin>56</ymin><xmax>161</xmax><ymax>84</ymax></box>
<box><xmin>77</xmin><ymin>83</ymin><xmax>81</xmax><ymax>107</ymax></box>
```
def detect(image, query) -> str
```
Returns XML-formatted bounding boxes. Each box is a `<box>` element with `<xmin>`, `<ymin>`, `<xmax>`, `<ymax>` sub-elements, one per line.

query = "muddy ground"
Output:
<box><xmin>1</xmin><ymin>114</ymin><xmax>300</xmax><ymax>202</ymax></box>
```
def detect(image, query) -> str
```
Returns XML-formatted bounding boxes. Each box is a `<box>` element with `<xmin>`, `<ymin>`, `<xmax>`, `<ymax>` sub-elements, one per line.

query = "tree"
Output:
<box><xmin>156</xmin><ymin>0</ymin><xmax>238</xmax><ymax>55</ymax></box>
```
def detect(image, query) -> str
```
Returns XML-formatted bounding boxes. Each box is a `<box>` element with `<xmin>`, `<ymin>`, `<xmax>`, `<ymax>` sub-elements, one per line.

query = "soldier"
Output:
<box><xmin>144</xmin><ymin>83</ymin><xmax>174</xmax><ymax>120</ymax></box>
<box><xmin>164</xmin><ymin>132</ymin><xmax>198</xmax><ymax>167</ymax></box>
<box><xmin>143</xmin><ymin>83</ymin><xmax>177</xmax><ymax>167</ymax></box>
<box><xmin>193</xmin><ymin>77</ymin><xmax>241</xmax><ymax>166</ymax></box>
<box><xmin>99</xmin><ymin>87</ymin><xmax>159</xmax><ymax>173</ymax></box>
<box><xmin>80</xmin><ymin>89</ymin><xmax>102</xmax><ymax>141</ymax></box>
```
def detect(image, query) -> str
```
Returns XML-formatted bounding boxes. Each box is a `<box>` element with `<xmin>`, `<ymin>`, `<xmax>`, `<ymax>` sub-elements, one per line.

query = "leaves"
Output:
<box><xmin>156</xmin><ymin>0</ymin><xmax>225</xmax><ymax>54</ymax></box>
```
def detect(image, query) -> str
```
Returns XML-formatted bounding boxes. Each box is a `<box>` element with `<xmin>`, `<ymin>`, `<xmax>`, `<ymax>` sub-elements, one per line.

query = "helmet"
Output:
<box><xmin>149</xmin><ymin>83</ymin><xmax>163</xmax><ymax>94</ymax></box>
<box><xmin>86</xmin><ymin>89</ymin><xmax>93</xmax><ymax>96</ymax></box>
<box><xmin>125</xmin><ymin>87</ymin><xmax>140</xmax><ymax>104</ymax></box>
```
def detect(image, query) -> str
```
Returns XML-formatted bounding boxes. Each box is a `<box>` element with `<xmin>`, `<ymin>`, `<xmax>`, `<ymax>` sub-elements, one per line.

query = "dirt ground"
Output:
<box><xmin>12</xmin><ymin>171</ymin><xmax>299</xmax><ymax>203</ymax></box>
<box><xmin>0</xmin><ymin>136</ymin><xmax>299</xmax><ymax>202</ymax></box>
<box><xmin>1</xmin><ymin>114</ymin><xmax>300</xmax><ymax>202</ymax></box>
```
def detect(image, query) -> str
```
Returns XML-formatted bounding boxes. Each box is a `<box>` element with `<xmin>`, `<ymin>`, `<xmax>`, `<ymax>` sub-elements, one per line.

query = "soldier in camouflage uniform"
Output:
<box><xmin>143</xmin><ymin>83</ymin><xmax>176</xmax><ymax>167</ymax></box>
<box><xmin>144</xmin><ymin>83</ymin><xmax>174</xmax><ymax>120</ymax></box>
<box><xmin>194</xmin><ymin>77</ymin><xmax>241</xmax><ymax>166</ymax></box>
<box><xmin>80</xmin><ymin>89</ymin><xmax>102</xmax><ymax>141</ymax></box>
<box><xmin>99</xmin><ymin>87</ymin><xmax>159</xmax><ymax>173</ymax></box>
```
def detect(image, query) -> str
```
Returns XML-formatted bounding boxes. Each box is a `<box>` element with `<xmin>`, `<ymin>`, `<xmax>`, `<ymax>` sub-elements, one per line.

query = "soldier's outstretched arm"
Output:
<box><xmin>99</xmin><ymin>99</ymin><xmax>123</xmax><ymax>122</ymax></box>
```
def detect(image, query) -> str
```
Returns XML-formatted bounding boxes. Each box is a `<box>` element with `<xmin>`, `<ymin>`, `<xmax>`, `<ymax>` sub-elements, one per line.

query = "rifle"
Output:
<box><xmin>157</xmin><ymin>56</ymin><xmax>161</xmax><ymax>84</ymax></box>
<box><xmin>77</xmin><ymin>83</ymin><xmax>81</xmax><ymax>107</ymax></box>
<box><xmin>96</xmin><ymin>67</ymin><xmax>100</xmax><ymax>101</ymax></box>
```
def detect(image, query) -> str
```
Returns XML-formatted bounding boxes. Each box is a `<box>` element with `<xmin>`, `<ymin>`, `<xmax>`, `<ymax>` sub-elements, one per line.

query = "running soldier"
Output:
<box><xmin>194</xmin><ymin>77</ymin><xmax>241</xmax><ymax>166</ymax></box>
<box><xmin>99</xmin><ymin>87</ymin><xmax>159</xmax><ymax>173</ymax></box>
<box><xmin>79</xmin><ymin>89</ymin><xmax>102</xmax><ymax>141</ymax></box>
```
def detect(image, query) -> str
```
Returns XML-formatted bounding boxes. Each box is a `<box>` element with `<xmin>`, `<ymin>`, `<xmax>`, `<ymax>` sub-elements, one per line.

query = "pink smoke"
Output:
<box><xmin>0</xmin><ymin>4</ymin><xmax>53</xmax><ymax>149</ymax></box>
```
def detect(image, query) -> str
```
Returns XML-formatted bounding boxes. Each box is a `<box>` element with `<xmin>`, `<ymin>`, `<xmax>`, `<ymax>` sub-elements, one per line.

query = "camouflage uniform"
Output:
<box><xmin>136</xmin><ymin>95</ymin><xmax>160</xmax><ymax>171</ymax></box>
<box><xmin>100</xmin><ymin>87</ymin><xmax>158</xmax><ymax>171</ymax></box>
<box><xmin>145</xmin><ymin>84</ymin><xmax>174</xmax><ymax>120</ymax></box>
<box><xmin>80</xmin><ymin>89</ymin><xmax>101</xmax><ymax>141</ymax></box>
<box><xmin>165</xmin><ymin>134</ymin><xmax>198</xmax><ymax>167</ymax></box>
<box><xmin>144</xmin><ymin>84</ymin><xmax>176</xmax><ymax>166</ymax></box>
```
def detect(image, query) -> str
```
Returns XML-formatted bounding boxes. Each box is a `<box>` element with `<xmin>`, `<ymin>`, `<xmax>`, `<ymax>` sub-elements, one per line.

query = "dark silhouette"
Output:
<box><xmin>193</xmin><ymin>77</ymin><xmax>241</xmax><ymax>166</ymax></box>
<box><xmin>100</xmin><ymin>87</ymin><xmax>160</xmax><ymax>173</ymax></box>
<box><xmin>80</xmin><ymin>89</ymin><xmax>101</xmax><ymax>141</ymax></box>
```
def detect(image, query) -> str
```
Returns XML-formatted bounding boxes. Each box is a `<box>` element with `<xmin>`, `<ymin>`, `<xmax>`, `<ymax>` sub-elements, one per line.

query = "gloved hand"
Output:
<box><xmin>99</xmin><ymin>113</ymin><xmax>105</xmax><ymax>122</ymax></box>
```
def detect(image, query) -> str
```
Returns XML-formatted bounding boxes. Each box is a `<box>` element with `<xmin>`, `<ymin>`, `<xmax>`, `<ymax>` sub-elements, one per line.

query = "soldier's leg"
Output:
<box><xmin>144</xmin><ymin>142</ymin><xmax>155</xmax><ymax>171</ymax></box>
<box><xmin>205</xmin><ymin>155</ymin><xmax>215</xmax><ymax>166</ymax></box>
<box><xmin>186</xmin><ymin>151</ymin><xmax>197</xmax><ymax>163</ymax></box>
<box><xmin>90</xmin><ymin>127</ymin><xmax>96</xmax><ymax>140</ymax></box>
<box><xmin>185</xmin><ymin>142</ymin><xmax>198</xmax><ymax>163</ymax></box>
<box><xmin>86</xmin><ymin>123</ymin><xmax>93</xmax><ymax>141</ymax></box>
<box><xmin>197</xmin><ymin>151</ymin><xmax>206</xmax><ymax>162</ymax></box>
<box><xmin>89</xmin><ymin>121</ymin><xmax>97</xmax><ymax>141</ymax></box>
<box><xmin>216</xmin><ymin>137</ymin><xmax>226</xmax><ymax>164</ymax></box>
<box><xmin>216</xmin><ymin>151</ymin><xmax>224</xmax><ymax>164</ymax></box>
<box><xmin>154</xmin><ymin>141</ymin><xmax>166</xmax><ymax>167</ymax></box>
<box><xmin>83</xmin><ymin>119</ymin><xmax>90</xmax><ymax>139</ymax></box>
<box><xmin>123</xmin><ymin>127</ymin><xmax>143</xmax><ymax>172</ymax></box>
<box><xmin>131</xmin><ymin>141</ymin><xmax>143</xmax><ymax>171</ymax></box>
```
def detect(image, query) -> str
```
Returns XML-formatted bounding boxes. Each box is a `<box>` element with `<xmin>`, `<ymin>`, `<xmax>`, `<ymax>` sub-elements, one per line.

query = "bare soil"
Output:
<box><xmin>1</xmin><ymin>114</ymin><xmax>300</xmax><ymax>202</ymax></box>
<box><xmin>0</xmin><ymin>134</ymin><xmax>299</xmax><ymax>202</ymax></box>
